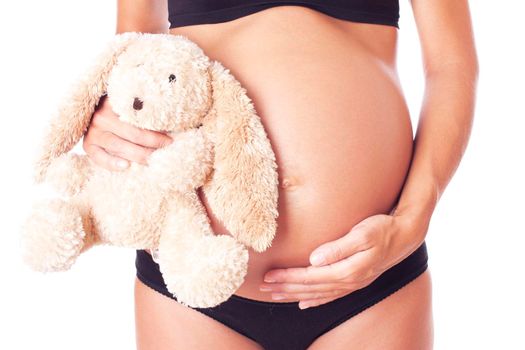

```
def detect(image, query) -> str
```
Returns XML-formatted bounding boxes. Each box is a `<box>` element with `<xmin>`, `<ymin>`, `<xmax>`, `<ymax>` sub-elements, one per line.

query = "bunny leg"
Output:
<box><xmin>45</xmin><ymin>154</ymin><xmax>93</xmax><ymax>196</ymax></box>
<box><xmin>20</xmin><ymin>197</ymin><xmax>93</xmax><ymax>272</ymax></box>
<box><xmin>156</xmin><ymin>191</ymin><xmax>249</xmax><ymax>308</ymax></box>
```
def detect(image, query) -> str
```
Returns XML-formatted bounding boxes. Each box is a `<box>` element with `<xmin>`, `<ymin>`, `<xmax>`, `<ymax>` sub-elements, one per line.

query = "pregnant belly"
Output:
<box><xmin>172</xmin><ymin>6</ymin><xmax>414</xmax><ymax>301</ymax></box>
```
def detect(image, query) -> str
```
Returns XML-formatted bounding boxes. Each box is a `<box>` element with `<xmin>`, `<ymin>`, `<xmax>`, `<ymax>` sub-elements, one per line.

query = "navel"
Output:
<box><xmin>281</xmin><ymin>176</ymin><xmax>299</xmax><ymax>190</ymax></box>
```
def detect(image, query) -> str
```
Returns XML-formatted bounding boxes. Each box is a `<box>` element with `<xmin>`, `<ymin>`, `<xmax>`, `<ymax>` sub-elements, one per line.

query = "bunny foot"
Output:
<box><xmin>157</xmin><ymin>233</ymin><xmax>249</xmax><ymax>308</ymax></box>
<box><xmin>20</xmin><ymin>198</ymin><xmax>86</xmax><ymax>272</ymax></box>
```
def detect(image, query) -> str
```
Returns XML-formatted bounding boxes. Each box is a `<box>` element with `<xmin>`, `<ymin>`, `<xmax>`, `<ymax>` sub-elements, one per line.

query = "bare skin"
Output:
<box><xmin>84</xmin><ymin>1</ymin><xmax>478</xmax><ymax>349</ymax></box>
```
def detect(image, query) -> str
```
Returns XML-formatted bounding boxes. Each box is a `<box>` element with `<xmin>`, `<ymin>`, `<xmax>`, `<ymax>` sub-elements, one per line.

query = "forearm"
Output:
<box><xmin>116</xmin><ymin>0</ymin><xmax>169</xmax><ymax>34</ymax></box>
<box><xmin>391</xmin><ymin>64</ymin><xmax>479</xmax><ymax>251</ymax></box>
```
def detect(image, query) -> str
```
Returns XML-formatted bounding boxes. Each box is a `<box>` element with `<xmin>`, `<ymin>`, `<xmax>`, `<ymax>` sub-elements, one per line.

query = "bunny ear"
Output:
<box><xmin>33</xmin><ymin>32</ymin><xmax>142</xmax><ymax>183</ymax></box>
<box><xmin>201</xmin><ymin>61</ymin><xmax>280</xmax><ymax>252</ymax></box>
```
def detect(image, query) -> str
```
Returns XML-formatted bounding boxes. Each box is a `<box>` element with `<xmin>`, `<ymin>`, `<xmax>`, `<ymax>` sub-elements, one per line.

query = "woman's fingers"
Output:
<box><xmin>260</xmin><ymin>282</ymin><xmax>348</xmax><ymax>294</ymax></box>
<box><xmin>299</xmin><ymin>295</ymin><xmax>342</xmax><ymax>309</ymax></box>
<box><xmin>263</xmin><ymin>249</ymin><xmax>379</xmax><ymax>287</ymax></box>
<box><xmin>83</xmin><ymin>96</ymin><xmax>174</xmax><ymax>170</ymax></box>
<box><xmin>96</xmin><ymin>130</ymin><xmax>156</xmax><ymax>165</ymax></box>
<box><xmin>270</xmin><ymin>289</ymin><xmax>347</xmax><ymax>303</ymax></box>
<box><xmin>91</xmin><ymin>111</ymin><xmax>173</xmax><ymax>149</ymax></box>
<box><xmin>83</xmin><ymin>143</ymin><xmax>130</xmax><ymax>171</ymax></box>
<box><xmin>309</xmin><ymin>225</ymin><xmax>370</xmax><ymax>267</ymax></box>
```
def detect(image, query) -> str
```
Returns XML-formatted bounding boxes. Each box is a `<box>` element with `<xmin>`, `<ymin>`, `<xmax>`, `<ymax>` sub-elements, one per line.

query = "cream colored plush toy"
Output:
<box><xmin>21</xmin><ymin>32</ymin><xmax>279</xmax><ymax>308</ymax></box>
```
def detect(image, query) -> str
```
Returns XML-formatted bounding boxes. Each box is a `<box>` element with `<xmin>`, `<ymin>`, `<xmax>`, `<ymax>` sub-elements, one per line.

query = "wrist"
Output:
<box><xmin>394</xmin><ymin>213</ymin><xmax>428</xmax><ymax>247</ymax></box>
<box><xmin>391</xmin><ymin>175</ymin><xmax>438</xmax><ymax>235</ymax></box>
<box><xmin>384</xmin><ymin>215</ymin><xmax>428</xmax><ymax>269</ymax></box>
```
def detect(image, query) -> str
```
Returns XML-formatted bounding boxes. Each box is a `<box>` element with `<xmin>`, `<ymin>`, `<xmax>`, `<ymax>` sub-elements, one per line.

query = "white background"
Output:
<box><xmin>1</xmin><ymin>1</ymin><xmax>523</xmax><ymax>349</ymax></box>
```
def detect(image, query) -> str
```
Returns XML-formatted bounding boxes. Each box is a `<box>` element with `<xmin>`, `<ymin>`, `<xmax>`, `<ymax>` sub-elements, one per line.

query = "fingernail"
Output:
<box><xmin>264</xmin><ymin>276</ymin><xmax>275</xmax><ymax>283</ymax></box>
<box><xmin>272</xmin><ymin>294</ymin><xmax>286</xmax><ymax>300</ymax></box>
<box><xmin>259</xmin><ymin>286</ymin><xmax>272</xmax><ymax>291</ymax></box>
<box><xmin>310</xmin><ymin>252</ymin><xmax>325</xmax><ymax>266</ymax></box>
<box><xmin>299</xmin><ymin>302</ymin><xmax>310</xmax><ymax>310</ymax></box>
<box><xmin>117</xmin><ymin>160</ymin><xmax>129</xmax><ymax>168</ymax></box>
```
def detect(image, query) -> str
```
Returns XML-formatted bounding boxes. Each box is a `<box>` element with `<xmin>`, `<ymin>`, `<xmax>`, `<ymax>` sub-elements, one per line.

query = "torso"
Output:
<box><xmin>169</xmin><ymin>5</ymin><xmax>413</xmax><ymax>302</ymax></box>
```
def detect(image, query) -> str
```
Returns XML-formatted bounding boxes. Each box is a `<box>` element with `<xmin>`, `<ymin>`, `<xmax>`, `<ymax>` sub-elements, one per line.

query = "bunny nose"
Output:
<box><xmin>133</xmin><ymin>97</ymin><xmax>143</xmax><ymax>111</ymax></box>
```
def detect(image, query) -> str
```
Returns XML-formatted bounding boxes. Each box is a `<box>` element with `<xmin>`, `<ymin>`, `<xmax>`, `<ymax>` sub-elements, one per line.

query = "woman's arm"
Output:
<box><xmin>116</xmin><ymin>0</ymin><xmax>169</xmax><ymax>33</ymax></box>
<box><xmin>390</xmin><ymin>0</ymin><xmax>479</xmax><ymax>256</ymax></box>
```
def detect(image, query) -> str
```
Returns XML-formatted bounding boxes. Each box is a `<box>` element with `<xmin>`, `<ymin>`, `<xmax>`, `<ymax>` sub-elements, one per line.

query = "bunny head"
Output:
<box><xmin>33</xmin><ymin>32</ymin><xmax>214</xmax><ymax>183</ymax></box>
<box><xmin>33</xmin><ymin>32</ymin><xmax>279</xmax><ymax>253</ymax></box>
<box><xmin>106</xmin><ymin>35</ymin><xmax>213</xmax><ymax>132</ymax></box>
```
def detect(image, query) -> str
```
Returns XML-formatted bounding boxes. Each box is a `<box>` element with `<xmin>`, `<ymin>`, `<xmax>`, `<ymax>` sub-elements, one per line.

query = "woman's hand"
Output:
<box><xmin>82</xmin><ymin>95</ymin><xmax>173</xmax><ymax>171</ymax></box>
<box><xmin>259</xmin><ymin>213</ymin><xmax>425</xmax><ymax>309</ymax></box>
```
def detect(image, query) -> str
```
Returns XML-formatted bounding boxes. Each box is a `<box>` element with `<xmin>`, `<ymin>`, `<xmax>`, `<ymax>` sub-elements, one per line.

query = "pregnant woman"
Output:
<box><xmin>83</xmin><ymin>1</ymin><xmax>478</xmax><ymax>349</ymax></box>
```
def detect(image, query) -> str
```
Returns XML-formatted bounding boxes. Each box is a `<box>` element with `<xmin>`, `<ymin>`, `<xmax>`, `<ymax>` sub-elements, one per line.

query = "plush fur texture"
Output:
<box><xmin>20</xmin><ymin>32</ymin><xmax>279</xmax><ymax>308</ymax></box>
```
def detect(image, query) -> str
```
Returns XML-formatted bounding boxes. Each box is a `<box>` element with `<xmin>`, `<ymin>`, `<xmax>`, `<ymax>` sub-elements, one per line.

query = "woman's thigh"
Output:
<box><xmin>134</xmin><ymin>277</ymin><xmax>263</xmax><ymax>350</ymax></box>
<box><xmin>308</xmin><ymin>269</ymin><xmax>434</xmax><ymax>350</ymax></box>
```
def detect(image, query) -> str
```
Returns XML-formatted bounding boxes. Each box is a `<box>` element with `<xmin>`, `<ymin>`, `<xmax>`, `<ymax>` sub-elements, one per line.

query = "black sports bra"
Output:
<box><xmin>168</xmin><ymin>1</ymin><xmax>400</xmax><ymax>29</ymax></box>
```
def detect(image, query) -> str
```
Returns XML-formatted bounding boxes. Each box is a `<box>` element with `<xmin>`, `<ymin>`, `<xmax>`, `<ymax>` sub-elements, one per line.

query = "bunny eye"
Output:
<box><xmin>169</xmin><ymin>74</ymin><xmax>177</xmax><ymax>83</ymax></box>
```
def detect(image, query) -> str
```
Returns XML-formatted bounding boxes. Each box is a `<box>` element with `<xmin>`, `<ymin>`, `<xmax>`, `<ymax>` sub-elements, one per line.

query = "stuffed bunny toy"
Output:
<box><xmin>20</xmin><ymin>32</ymin><xmax>279</xmax><ymax>308</ymax></box>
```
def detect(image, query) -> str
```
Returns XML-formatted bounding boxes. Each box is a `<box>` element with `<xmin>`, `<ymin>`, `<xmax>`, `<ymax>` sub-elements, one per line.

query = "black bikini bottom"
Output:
<box><xmin>135</xmin><ymin>241</ymin><xmax>429</xmax><ymax>350</ymax></box>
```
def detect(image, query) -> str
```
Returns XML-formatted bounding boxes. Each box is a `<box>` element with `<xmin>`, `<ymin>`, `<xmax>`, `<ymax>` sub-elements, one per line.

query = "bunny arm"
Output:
<box><xmin>201</xmin><ymin>61</ymin><xmax>280</xmax><ymax>253</ymax></box>
<box><xmin>146</xmin><ymin>127</ymin><xmax>214</xmax><ymax>193</ymax></box>
<box><xmin>45</xmin><ymin>154</ymin><xmax>93</xmax><ymax>196</ymax></box>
